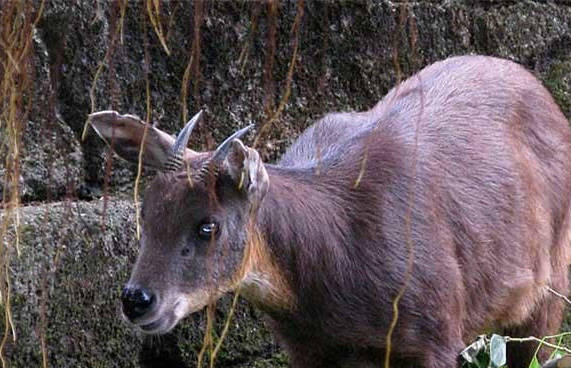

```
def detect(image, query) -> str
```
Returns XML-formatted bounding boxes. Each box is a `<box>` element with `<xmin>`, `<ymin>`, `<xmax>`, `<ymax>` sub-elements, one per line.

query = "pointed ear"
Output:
<box><xmin>88</xmin><ymin>110</ymin><xmax>197</xmax><ymax>170</ymax></box>
<box><xmin>221</xmin><ymin>139</ymin><xmax>269</xmax><ymax>205</ymax></box>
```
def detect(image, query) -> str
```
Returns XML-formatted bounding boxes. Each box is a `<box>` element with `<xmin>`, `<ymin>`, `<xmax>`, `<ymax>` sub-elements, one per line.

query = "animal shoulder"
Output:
<box><xmin>278</xmin><ymin>111</ymin><xmax>380</xmax><ymax>169</ymax></box>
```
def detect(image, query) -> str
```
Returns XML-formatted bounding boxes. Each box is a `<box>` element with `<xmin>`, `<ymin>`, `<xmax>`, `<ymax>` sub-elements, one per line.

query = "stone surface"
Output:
<box><xmin>2</xmin><ymin>199</ymin><xmax>282</xmax><ymax>367</ymax></box>
<box><xmin>1</xmin><ymin>0</ymin><xmax>570</xmax><ymax>366</ymax></box>
<box><xmin>0</xmin><ymin>27</ymin><xmax>83</xmax><ymax>202</ymax></box>
<box><xmin>29</xmin><ymin>0</ymin><xmax>571</xmax><ymax>199</ymax></box>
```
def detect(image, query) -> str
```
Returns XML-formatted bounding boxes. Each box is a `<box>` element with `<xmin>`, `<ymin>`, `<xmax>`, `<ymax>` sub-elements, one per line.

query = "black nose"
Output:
<box><xmin>121</xmin><ymin>286</ymin><xmax>156</xmax><ymax>321</ymax></box>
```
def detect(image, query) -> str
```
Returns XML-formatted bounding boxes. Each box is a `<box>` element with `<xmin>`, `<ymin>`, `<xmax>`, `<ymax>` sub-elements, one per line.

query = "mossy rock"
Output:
<box><xmin>3</xmin><ymin>1</ymin><xmax>570</xmax><ymax>366</ymax></box>
<box><xmin>26</xmin><ymin>0</ymin><xmax>570</xmax><ymax>201</ymax></box>
<box><xmin>2</xmin><ymin>200</ymin><xmax>281</xmax><ymax>367</ymax></box>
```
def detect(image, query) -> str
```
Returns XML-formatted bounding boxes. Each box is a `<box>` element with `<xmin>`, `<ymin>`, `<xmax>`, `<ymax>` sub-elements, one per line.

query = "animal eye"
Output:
<box><xmin>197</xmin><ymin>221</ymin><xmax>219</xmax><ymax>241</ymax></box>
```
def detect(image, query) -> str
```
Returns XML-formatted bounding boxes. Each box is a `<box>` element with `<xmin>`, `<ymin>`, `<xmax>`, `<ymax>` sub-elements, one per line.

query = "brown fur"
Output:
<box><xmin>246</xmin><ymin>56</ymin><xmax>571</xmax><ymax>367</ymax></box>
<box><xmin>238</xmin><ymin>226</ymin><xmax>295</xmax><ymax>311</ymax></box>
<box><xmin>106</xmin><ymin>55</ymin><xmax>570</xmax><ymax>368</ymax></box>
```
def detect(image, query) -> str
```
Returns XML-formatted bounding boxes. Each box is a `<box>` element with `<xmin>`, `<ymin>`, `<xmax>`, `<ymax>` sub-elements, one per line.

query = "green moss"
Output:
<box><xmin>6</xmin><ymin>1</ymin><xmax>571</xmax><ymax>366</ymax></box>
<box><xmin>246</xmin><ymin>352</ymin><xmax>289</xmax><ymax>368</ymax></box>
<box><xmin>542</xmin><ymin>60</ymin><xmax>571</xmax><ymax>120</ymax></box>
<box><xmin>4</xmin><ymin>200</ymin><xmax>277</xmax><ymax>367</ymax></box>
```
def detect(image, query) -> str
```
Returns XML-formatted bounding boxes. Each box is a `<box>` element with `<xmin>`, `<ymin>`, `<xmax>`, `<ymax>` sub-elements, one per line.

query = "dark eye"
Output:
<box><xmin>197</xmin><ymin>221</ymin><xmax>219</xmax><ymax>241</ymax></box>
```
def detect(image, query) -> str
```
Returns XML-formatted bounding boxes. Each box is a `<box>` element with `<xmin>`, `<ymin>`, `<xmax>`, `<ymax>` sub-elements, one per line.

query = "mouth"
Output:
<box><xmin>122</xmin><ymin>291</ymin><xmax>213</xmax><ymax>334</ymax></box>
<box><xmin>120</xmin><ymin>304</ymin><xmax>177</xmax><ymax>335</ymax></box>
<box><xmin>140</xmin><ymin>319</ymin><xmax>164</xmax><ymax>332</ymax></box>
<box><xmin>128</xmin><ymin>300</ymin><xmax>203</xmax><ymax>335</ymax></box>
<box><xmin>137</xmin><ymin>314</ymin><xmax>177</xmax><ymax>334</ymax></box>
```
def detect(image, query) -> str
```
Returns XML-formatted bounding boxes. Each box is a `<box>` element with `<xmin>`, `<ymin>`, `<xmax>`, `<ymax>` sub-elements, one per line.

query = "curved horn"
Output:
<box><xmin>211</xmin><ymin>124</ymin><xmax>254</xmax><ymax>163</ymax></box>
<box><xmin>196</xmin><ymin>124</ymin><xmax>254</xmax><ymax>181</ymax></box>
<box><xmin>164</xmin><ymin>110</ymin><xmax>203</xmax><ymax>172</ymax></box>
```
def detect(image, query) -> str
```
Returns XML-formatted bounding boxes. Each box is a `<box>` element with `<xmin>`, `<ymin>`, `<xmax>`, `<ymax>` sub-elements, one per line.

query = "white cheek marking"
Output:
<box><xmin>173</xmin><ymin>289</ymin><xmax>211</xmax><ymax>320</ymax></box>
<box><xmin>239</xmin><ymin>269</ymin><xmax>295</xmax><ymax>311</ymax></box>
<box><xmin>236</xmin><ymin>229</ymin><xmax>295</xmax><ymax>311</ymax></box>
<box><xmin>172</xmin><ymin>285</ymin><xmax>233</xmax><ymax>321</ymax></box>
<box><xmin>241</xmin><ymin>272</ymin><xmax>274</xmax><ymax>301</ymax></box>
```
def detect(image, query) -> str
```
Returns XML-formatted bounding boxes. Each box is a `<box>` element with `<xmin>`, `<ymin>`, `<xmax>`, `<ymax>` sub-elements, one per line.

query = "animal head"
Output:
<box><xmin>89</xmin><ymin>111</ymin><xmax>269</xmax><ymax>334</ymax></box>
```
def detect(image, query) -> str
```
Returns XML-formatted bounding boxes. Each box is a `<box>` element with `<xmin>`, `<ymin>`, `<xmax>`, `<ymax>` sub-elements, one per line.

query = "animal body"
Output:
<box><xmin>89</xmin><ymin>55</ymin><xmax>571</xmax><ymax>368</ymax></box>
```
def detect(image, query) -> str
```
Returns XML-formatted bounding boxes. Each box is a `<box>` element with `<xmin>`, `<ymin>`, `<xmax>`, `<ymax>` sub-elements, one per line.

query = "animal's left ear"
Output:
<box><xmin>220</xmin><ymin>139</ymin><xmax>269</xmax><ymax>206</ymax></box>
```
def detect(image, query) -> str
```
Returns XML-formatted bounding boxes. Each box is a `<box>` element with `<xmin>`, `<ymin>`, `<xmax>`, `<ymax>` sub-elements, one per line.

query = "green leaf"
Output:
<box><xmin>528</xmin><ymin>355</ymin><xmax>541</xmax><ymax>368</ymax></box>
<box><xmin>476</xmin><ymin>353</ymin><xmax>490</xmax><ymax>368</ymax></box>
<box><xmin>461</xmin><ymin>335</ymin><xmax>487</xmax><ymax>363</ymax></box>
<box><xmin>489</xmin><ymin>334</ymin><xmax>506</xmax><ymax>368</ymax></box>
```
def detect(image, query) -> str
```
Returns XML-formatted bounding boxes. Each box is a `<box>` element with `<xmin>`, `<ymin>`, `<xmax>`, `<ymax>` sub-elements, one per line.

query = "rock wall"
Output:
<box><xmin>4</xmin><ymin>200</ymin><xmax>282</xmax><ymax>367</ymax></box>
<box><xmin>1</xmin><ymin>1</ymin><xmax>570</xmax><ymax>367</ymax></box>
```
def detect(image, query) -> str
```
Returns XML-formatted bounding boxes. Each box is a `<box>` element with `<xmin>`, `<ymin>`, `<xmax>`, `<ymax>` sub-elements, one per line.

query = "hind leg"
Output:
<box><xmin>504</xmin><ymin>270</ymin><xmax>568</xmax><ymax>368</ymax></box>
<box><xmin>421</xmin><ymin>342</ymin><xmax>465</xmax><ymax>368</ymax></box>
<box><xmin>418</xmin><ymin>327</ymin><xmax>465</xmax><ymax>368</ymax></box>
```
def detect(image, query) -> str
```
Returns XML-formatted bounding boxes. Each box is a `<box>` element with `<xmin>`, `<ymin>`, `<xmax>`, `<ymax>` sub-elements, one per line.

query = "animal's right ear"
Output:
<box><xmin>88</xmin><ymin>110</ymin><xmax>200</xmax><ymax>170</ymax></box>
<box><xmin>219</xmin><ymin>139</ymin><xmax>269</xmax><ymax>208</ymax></box>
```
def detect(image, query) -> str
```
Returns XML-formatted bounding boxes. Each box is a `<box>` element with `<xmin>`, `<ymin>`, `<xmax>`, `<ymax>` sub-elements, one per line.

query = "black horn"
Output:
<box><xmin>211</xmin><ymin>124</ymin><xmax>254</xmax><ymax>163</ymax></box>
<box><xmin>196</xmin><ymin>124</ymin><xmax>254</xmax><ymax>180</ymax></box>
<box><xmin>164</xmin><ymin>110</ymin><xmax>203</xmax><ymax>172</ymax></box>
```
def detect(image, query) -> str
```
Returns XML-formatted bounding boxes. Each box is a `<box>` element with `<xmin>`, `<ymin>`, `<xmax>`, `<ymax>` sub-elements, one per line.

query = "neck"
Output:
<box><xmin>239</xmin><ymin>165</ymin><xmax>352</xmax><ymax>313</ymax></box>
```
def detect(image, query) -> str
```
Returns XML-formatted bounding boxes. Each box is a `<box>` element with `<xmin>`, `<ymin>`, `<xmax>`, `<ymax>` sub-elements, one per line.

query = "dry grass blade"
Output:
<box><xmin>146</xmin><ymin>0</ymin><xmax>170</xmax><ymax>55</ymax></box>
<box><xmin>505</xmin><ymin>333</ymin><xmax>571</xmax><ymax>355</ymax></box>
<box><xmin>209</xmin><ymin>290</ymin><xmax>241</xmax><ymax>368</ymax></box>
<box><xmin>238</xmin><ymin>2</ymin><xmax>262</xmax><ymax>75</ymax></box>
<box><xmin>0</xmin><ymin>1</ymin><xmax>45</xmax><ymax>366</ymax></box>
<box><xmin>547</xmin><ymin>286</ymin><xmax>571</xmax><ymax>306</ymax></box>
<box><xmin>180</xmin><ymin>0</ymin><xmax>203</xmax><ymax>127</ymax></box>
<box><xmin>118</xmin><ymin>0</ymin><xmax>129</xmax><ymax>44</ymax></box>
<box><xmin>197</xmin><ymin>303</ymin><xmax>215</xmax><ymax>368</ymax></box>
<box><xmin>262</xmin><ymin>0</ymin><xmax>278</xmax><ymax>116</ymax></box>
<box><xmin>82</xmin><ymin>0</ymin><xmax>128</xmax><ymax>141</ymax></box>
<box><xmin>383</xmin><ymin>76</ymin><xmax>423</xmax><ymax>368</ymax></box>
<box><xmin>384</xmin><ymin>6</ymin><xmax>421</xmax><ymax>365</ymax></box>
<box><xmin>254</xmin><ymin>0</ymin><xmax>304</xmax><ymax>149</ymax></box>
<box><xmin>353</xmin><ymin>150</ymin><xmax>368</xmax><ymax>188</ymax></box>
<box><xmin>134</xmin><ymin>8</ymin><xmax>153</xmax><ymax>241</ymax></box>
<box><xmin>181</xmin><ymin>54</ymin><xmax>195</xmax><ymax>124</ymax></box>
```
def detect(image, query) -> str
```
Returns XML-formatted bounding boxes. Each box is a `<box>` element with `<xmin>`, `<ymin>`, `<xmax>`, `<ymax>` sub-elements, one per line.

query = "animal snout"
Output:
<box><xmin>121</xmin><ymin>286</ymin><xmax>156</xmax><ymax>321</ymax></box>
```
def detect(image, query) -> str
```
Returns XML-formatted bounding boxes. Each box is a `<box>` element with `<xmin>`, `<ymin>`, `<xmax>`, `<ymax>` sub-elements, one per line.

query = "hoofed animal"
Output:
<box><xmin>89</xmin><ymin>55</ymin><xmax>570</xmax><ymax>368</ymax></box>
